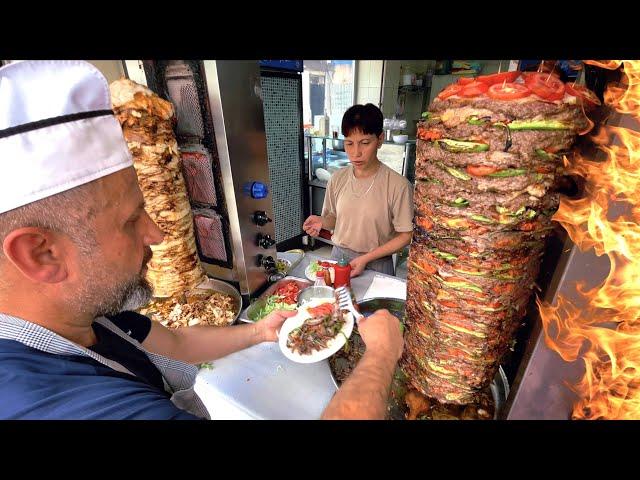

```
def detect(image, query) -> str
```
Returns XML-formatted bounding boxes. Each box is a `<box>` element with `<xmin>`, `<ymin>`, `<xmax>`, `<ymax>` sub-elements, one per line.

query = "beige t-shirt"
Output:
<box><xmin>322</xmin><ymin>163</ymin><xmax>414</xmax><ymax>254</ymax></box>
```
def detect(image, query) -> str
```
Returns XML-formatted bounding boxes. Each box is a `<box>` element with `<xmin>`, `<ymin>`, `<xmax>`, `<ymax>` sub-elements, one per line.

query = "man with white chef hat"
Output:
<box><xmin>0</xmin><ymin>60</ymin><xmax>403</xmax><ymax>420</ymax></box>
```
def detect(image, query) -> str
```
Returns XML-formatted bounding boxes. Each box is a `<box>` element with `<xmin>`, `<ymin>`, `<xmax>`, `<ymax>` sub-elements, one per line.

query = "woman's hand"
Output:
<box><xmin>256</xmin><ymin>310</ymin><xmax>298</xmax><ymax>342</ymax></box>
<box><xmin>303</xmin><ymin>215</ymin><xmax>323</xmax><ymax>237</ymax></box>
<box><xmin>349</xmin><ymin>255</ymin><xmax>369</xmax><ymax>277</ymax></box>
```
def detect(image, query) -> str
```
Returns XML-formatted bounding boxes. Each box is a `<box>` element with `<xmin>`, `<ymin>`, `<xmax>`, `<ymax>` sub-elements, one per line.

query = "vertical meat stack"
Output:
<box><xmin>110</xmin><ymin>79</ymin><xmax>206</xmax><ymax>298</ymax></box>
<box><xmin>401</xmin><ymin>71</ymin><xmax>595</xmax><ymax>404</ymax></box>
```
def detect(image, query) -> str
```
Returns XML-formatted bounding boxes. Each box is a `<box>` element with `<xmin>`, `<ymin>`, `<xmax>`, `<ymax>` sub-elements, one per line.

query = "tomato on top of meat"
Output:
<box><xmin>476</xmin><ymin>71</ymin><xmax>521</xmax><ymax>85</ymax></box>
<box><xmin>457</xmin><ymin>77</ymin><xmax>476</xmax><ymax>85</ymax></box>
<box><xmin>438</xmin><ymin>83</ymin><xmax>464</xmax><ymax>100</ymax></box>
<box><xmin>524</xmin><ymin>72</ymin><xmax>565</xmax><ymax>101</ymax></box>
<box><xmin>459</xmin><ymin>81</ymin><xmax>489</xmax><ymax>98</ymax></box>
<box><xmin>486</xmin><ymin>82</ymin><xmax>531</xmax><ymax>101</ymax></box>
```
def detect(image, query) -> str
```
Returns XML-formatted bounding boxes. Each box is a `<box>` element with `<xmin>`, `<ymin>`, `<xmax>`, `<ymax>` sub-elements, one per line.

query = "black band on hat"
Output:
<box><xmin>0</xmin><ymin>109</ymin><xmax>114</xmax><ymax>139</ymax></box>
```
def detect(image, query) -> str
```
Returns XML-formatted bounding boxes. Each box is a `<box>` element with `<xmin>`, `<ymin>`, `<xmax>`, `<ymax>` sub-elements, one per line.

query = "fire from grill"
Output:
<box><xmin>538</xmin><ymin>60</ymin><xmax>640</xmax><ymax>419</ymax></box>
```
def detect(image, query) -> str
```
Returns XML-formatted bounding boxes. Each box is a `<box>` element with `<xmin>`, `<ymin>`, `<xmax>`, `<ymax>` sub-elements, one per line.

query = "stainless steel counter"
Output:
<box><xmin>195</xmin><ymin>252</ymin><xmax>406</xmax><ymax>419</ymax></box>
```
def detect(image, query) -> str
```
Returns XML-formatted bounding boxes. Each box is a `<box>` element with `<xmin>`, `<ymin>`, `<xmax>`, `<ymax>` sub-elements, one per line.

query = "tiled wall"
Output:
<box><xmin>260</xmin><ymin>76</ymin><xmax>303</xmax><ymax>244</ymax></box>
<box><xmin>356</xmin><ymin>60</ymin><xmax>384</xmax><ymax>107</ymax></box>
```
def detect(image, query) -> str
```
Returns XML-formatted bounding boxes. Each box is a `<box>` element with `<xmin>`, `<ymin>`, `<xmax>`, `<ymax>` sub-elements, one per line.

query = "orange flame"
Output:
<box><xmin>538</xmin><ymin>60</ymin><xmax>640</xmax><ymax>420</ymax></box>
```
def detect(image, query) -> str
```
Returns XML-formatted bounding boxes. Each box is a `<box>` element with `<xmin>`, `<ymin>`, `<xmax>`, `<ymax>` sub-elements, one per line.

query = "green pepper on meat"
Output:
<box><xmin>534</xmin><ymin>148</ymin><xmax>560</xmax><ymax>160</ymax></box>
<box><xmin>437</xmin><ymin>139</ymin><xmax>490</xmax><ymax>154</ymax></box>
<box><xmin>436</xmin><ymin>162</ymin><xmax>472</xmax><ymax>181</ymax></box>
<box><xmin>470</xmin><ymin>214</ymin><xmax>496</xmax><ymax>224</ymax></box>
<box><xmin>507</xmin><ymin>119</ymin><xmax>570</xmax><ymax>131</ymax></box>
<box><xmin>448</xmin><ymin>197</ymin><xmax>469</xmax><ymax>208</ymax></box>
<box><xmin>487</xmin><ymin>168</ymin><xmax>528</xmax><ymax>178</ymax></box>
<box><xmin>420</xmin><ymin>176</ymin><xmax>443</xmax><ymax>185</ymax></box>
<box><xmin>431</xmin><ymin>249</ymin><xmax>458</xmax><ymax>262</ymax></box>
<box><xmin>467</xmin><ymin>116</ymin><xmax>490</xmax><ymax>126</ymax></box>
<box><xmin>452</xmin><ymin>267</ymin><xmax>491</xmax><ymax>277</ymax></box>
<box><xmin>435</xmin><ymin>275</ymin><xmax>484</xmax><ymax>294</ymax></box>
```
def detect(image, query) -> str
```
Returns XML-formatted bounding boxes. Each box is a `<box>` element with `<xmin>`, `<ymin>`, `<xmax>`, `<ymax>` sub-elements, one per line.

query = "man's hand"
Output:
<box><xmin>303</xmin><ymin>215</ymin><xmax>323</xmax><ymax>237</ymax></box>
<box><xmin>319</xmin><ymin>308</ymin><xmax>404</xmax><ymax>420</ymax></box>
<box><xmin>256</xmin><ymin>309</ymin><xmax>297</xmax><ymax>342</ymax></box>
<box><xmin>358</xmin><ymin>309</ymin><xmax>404</xmax><ymax>362</ymax></box>
<box><xmin>349</xmin><ymin>255</ymin><xmax>369</xmax><ymax>277</ymax></box>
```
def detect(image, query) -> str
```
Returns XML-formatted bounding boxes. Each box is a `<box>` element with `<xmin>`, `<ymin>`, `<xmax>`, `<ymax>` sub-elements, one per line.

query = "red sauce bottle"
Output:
<box><xmin>333</xmin><ymin>257</ymin><xmax>352</xmax><ymax>289</ymax></box>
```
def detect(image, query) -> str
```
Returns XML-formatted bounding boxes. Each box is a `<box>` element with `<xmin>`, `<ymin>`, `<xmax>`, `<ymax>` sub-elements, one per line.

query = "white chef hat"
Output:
<box><xmin>0</xmin><ymin>60</ymin><xmax>133</xmax><ymax>215</ymax></box>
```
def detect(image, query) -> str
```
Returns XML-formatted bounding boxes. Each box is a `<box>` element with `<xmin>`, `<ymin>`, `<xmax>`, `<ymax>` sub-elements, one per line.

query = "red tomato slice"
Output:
<box><xmin>417</xmin><ymin>127</ymin><xmax>443</xmax><ymax>141</ymax></box>
<box><xmin>459</xmin><ymin>81</ymin><xmax>489</xmax><ymax>98</ymax></box>
<box><xmin>415</xmin><ymin>216</ymin><xmax>434</xmax><ymax>230</ymax></box>
<box><xmin>524</xmin><ymin>72</ymin><xmax>565</xmax><ymax>101</ymax></box>
<box><xmin>307</xmin><ymin>303</ymin><xmax>334</xmax><ymax>317</ymax></box>
<box><xmin>437</xmin><ymin>83</ymin><xmax>464</xmax><ymax>100</ymax></box>
<box><xmin>476</xmin><ymin>71</ymin><xmax>521</xmax><ymax>85</ymax></box>
<box><xmin>565</xmin><ymin>83</ymin><xmax>602</xmax><ymax>107</ymax></box>
<box><xmin>416</xmin><ymin>259</ymin><xmax>437</xmax><ymax>275</ymax></box>
<box><xmin>440</xmin><ymin>300</ymin><xmax>459</xmax><ymax>308</ymax></box>
<box><xmin>466</xmin><ymin>165</ymin><xmax>499</xmax><ymax>176</ymax></box>
<box><xmin>486</xmin><ymin>82</ymin><xmax>531</xmax><ymax>101</ymax></box>
<box><xmin>457</xmin><ymin>77</ymin><xmax>475</xmax><ymax>85</ymax></box>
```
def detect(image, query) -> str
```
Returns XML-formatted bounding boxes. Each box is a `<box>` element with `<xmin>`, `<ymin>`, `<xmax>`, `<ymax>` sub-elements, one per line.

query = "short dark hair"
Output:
<box><xmin>341</xmin><ymin>103</ymin><xmax>383</xmax><ymax>137</ymax></box>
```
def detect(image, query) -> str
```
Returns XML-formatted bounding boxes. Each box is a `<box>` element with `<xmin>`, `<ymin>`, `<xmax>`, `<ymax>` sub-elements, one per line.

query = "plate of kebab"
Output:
<box><xmin>278</xmin><ymin>294</ymin><xmax>355</xmax><ymax>364</ymax></box>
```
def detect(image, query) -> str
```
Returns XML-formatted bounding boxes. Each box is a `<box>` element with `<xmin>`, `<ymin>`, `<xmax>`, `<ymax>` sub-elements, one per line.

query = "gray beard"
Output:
<box><xmin>93</xmin><ymin>275</ymin><xmax>153</xmax><ymax>317</ymax></box>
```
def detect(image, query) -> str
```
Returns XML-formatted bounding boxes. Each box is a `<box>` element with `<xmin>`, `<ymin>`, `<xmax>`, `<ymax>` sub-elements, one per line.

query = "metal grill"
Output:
<box><xmin>146</xmin><ymin>60</ymin><xmax>233</xmax><ymax>269</ymax></box>
<box><xmin>180</xmin><ymin>144</ymin><xmax>217</xmax><ymax>207</ymax></box>
<box><xmin>165</xmin><ymin>62</ymin><xmax>205</xmax><ymax>140</ymax></box>
<box><xmin>193</xmin><ymin>209</ymin><xmax>227</xmax><ymax>262</ymax></box>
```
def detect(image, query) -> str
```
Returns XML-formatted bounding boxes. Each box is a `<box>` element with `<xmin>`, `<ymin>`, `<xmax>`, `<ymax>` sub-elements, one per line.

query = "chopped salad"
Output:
<box><xmin>251</xmin><ymin>281</ymin><xmax>302</xmax><ymax>321</ymax></box>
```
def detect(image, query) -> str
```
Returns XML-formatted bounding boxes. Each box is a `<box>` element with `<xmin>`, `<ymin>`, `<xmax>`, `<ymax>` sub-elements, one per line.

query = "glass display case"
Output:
<box><xmin>305</xmin><ymin>135</ymin><xmax>416</xmax><ymax>187</ymax></box>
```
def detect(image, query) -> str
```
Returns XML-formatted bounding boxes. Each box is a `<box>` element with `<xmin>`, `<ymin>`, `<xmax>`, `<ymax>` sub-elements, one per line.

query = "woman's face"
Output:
<box><xmin>344</xmin><ymin>129</ymin><xmax>383</xmax><ymax>169</ymax></box>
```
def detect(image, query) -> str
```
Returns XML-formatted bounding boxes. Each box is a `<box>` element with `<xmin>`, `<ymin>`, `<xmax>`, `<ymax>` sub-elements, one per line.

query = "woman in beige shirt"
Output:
<box><xmin>303</xmin><ymin>104</ymin><xmax>414</xmax><ymax>276</ymax></box>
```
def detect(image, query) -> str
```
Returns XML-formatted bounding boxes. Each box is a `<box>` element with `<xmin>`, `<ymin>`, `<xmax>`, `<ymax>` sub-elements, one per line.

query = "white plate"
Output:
<box><xmin>304</xmin><ymin>259</ymin><xmax>337</xmax><ymax>281</ymax></box>
<box><xmin>278</xmin><ymin>298</ymin><xmax>354</xmax><ymax>364</ymax></box>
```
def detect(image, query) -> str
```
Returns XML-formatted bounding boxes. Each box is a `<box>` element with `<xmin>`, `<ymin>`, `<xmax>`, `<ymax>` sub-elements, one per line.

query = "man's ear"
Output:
<box><xmin>377</xmin><ymin>132</ymin><xmax>384</xmax><ymax>148</ymax></box>
<box><xmin>2</xmin><ymin>228</ymin><xmax>68</xmax><ymax>283</ymax></box>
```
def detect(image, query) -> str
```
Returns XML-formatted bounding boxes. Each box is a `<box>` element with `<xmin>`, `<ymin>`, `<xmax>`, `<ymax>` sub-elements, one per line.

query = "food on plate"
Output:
<box><xmin>406</xmin><ymin>71</ymin><xmax>594</xmax><ymax>404</ymax></box>
<box><xmin>286</xmin><ymin>300</ymin><xmax>347</xmax><ymax>355</ymax></box>
<box><xmin>110</xmin><ymin>78</ymin><xmax>206</xmax><ymax>298</ymax></box>
<box><xmin>252</xmin><ymin>281</ymin><xmax>302</xmax><ymax>321</ymax></box>
<box><xmin>140</xmin><ymin>287</ymin><xmax>238</xmax><ymax>328</ymax></box>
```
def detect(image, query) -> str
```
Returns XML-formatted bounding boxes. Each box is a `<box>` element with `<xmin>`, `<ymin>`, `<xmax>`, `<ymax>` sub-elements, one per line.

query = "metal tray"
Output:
<box><xmin>241</xmin><ymin>276</ymin><xmax>312</xmax><ymax>323</ymax></box>
<box><xmin>195</xmin><ymin>277</ymin><xmax>243</xmax><ymax>324</ymax></box>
